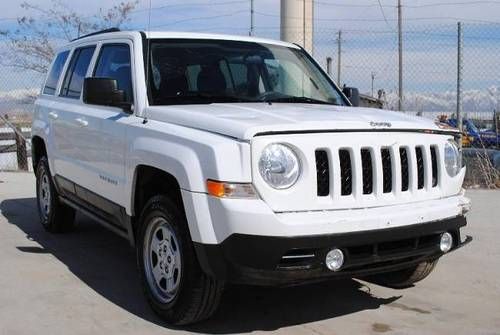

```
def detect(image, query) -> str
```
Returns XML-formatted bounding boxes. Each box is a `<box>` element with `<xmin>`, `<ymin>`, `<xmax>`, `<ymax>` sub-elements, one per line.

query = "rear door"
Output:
<box><xmin>37</xmin><ymin>50</ymin><xmax>70</xmax><ymax>172</ymax></box>
<box><xmin>51</xmin><ymin>45</ymin><xmax>97</xmax><ymax>182</ymax></box>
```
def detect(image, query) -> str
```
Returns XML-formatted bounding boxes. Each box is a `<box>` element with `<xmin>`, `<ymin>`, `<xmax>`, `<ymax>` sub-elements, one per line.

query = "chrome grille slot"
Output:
<box><xmin>339</xmin><ymin>149</ymin><xmax>352</xmax><ymax>196</ymax></box>
<box><xmin>315</xmin><ymin>150</ymin><xmax>330</xmax><ymax>196</ymax></box>
<box><xmin>430</xmin><ymin>146</ymin><xmax>438</xmax><ymax>187</ymax></box>
<box><xmin>361</xmin><ymin>149</ymin><xmax>373</xmax><ymax>194</ymax></box>
<box><xmin>416</xmin><ymin>146</ymin><xmax>425</xmax><ymax>189</ymax></box>
<box><xmin>279</xmin><ymin>249</ymin><xmax>317</xmax><ymax>270</ymax></box>
<box><xmin>400</xmin><ymin>147</ymin><xmax>410</xmax><ymax>192</ymax></box>
<box><xmin>381</xmin><ymin>148</ymin><xmax>392</xmax><ymax>193</ymax></box>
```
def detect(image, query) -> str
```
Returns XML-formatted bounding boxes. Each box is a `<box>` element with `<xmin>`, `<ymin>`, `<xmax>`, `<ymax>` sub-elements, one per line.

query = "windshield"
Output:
<box><xmin>147</xmin><ymin>39</ymin><xmax>347</xmax><ymax>106</ymax></box>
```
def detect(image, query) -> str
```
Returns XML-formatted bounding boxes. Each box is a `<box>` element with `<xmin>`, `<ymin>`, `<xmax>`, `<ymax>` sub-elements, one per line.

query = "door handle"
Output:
<box><xmin>48</xmin><ymin>112</ymin><xmax>58</xmax><ymax>120</ymax></box>
<box><xmin>75</xmin><ymin>118</ymin><xmax>88</xmax><ymax>127</ymax></box>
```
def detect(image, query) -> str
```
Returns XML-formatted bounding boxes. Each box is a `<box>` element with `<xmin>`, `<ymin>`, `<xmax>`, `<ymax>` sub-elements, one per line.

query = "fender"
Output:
<box><xmin>125</xmin><ymin>120</ymin><xmax>252</xmax><ymax>243</ymax></box>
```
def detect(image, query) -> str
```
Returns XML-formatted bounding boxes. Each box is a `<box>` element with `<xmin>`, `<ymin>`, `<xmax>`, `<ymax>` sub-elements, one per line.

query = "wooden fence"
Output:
<box><xmin>0</xmin><ymin>114</ymin><xmax>31</xmax><ymax>171</ymax></box>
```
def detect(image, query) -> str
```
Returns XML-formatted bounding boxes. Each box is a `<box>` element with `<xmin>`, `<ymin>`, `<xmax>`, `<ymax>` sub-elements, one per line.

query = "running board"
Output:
<box><xmin>59</xmin><ymin>196</ymin><xmax>130</xmax><ymax>241</ymax></box>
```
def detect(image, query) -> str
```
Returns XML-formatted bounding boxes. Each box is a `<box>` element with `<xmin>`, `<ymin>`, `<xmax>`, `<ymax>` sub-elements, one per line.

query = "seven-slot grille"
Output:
<box><xmin>315</xmin><ymin>145</ymin><xmax>439</xmax><ymax>197</ymax></box>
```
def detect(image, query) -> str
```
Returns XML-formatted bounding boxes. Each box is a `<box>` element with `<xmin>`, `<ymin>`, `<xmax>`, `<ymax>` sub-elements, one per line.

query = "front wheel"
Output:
<box><xmin>364</xmin><ymin>260</ymin><xmax>438</xmax><ymax>289</ymax></box>
<box><xmin>136</xmin><ymin>195</ymin><xmax>223</xmax><ymax>325</ymax></box>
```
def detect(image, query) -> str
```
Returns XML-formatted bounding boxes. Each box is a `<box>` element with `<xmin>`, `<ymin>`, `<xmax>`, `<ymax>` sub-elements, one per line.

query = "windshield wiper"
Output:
<box><xmin>262</xmin><ymin>96</ymin><xmax>339</xmax><ymax>105</ymax></box>
<box><xmin>155</xmin><ymin>92</ymin><xmax>254</xmax><ymax>105</ymax></box>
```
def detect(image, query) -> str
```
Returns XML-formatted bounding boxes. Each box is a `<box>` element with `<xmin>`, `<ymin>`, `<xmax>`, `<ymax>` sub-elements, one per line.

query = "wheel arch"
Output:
<box><xmin>31</xmin><ymin>135</ymin><xmax>47</xmax><ymax>171</ymax></box>
<box><xmin>132</xmin><ymin>165</ymin><xmax>184</xmax><ymax>218</ymax></box>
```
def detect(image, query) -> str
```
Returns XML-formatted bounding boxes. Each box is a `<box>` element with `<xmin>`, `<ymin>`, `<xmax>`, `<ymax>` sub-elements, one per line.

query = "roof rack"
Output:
<box><xmin>71</xmin><ymin>28</ymin><xmax>121</xmax><ymax>42</ymax></box>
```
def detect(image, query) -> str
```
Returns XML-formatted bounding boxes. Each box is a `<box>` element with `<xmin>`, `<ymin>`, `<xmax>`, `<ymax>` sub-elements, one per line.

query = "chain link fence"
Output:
<box><xmin>0</xmin><ymin>22</ymin><xmax>499</xmax><ymax>175</ymax></box>
<box><xmin>0</xmin><ymin>75</ymin><xmax>39</xmax><ymax>171</ymax></box>
<box><xmin>254</xmin><ymin>23</ymin><xmax>499</xmax><ymax>187</ymax></box>
<box><xmin>255</xmin><ymin>22</ymin><xmax>500</xmax><ymax>117</ymax></box>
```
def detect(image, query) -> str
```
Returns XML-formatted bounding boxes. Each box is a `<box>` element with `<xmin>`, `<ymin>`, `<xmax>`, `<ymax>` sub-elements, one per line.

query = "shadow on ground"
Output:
<box><xmin>0</xmin><ymin>197</ymin><xmax>400</xmax><ymax>333</ymax></box>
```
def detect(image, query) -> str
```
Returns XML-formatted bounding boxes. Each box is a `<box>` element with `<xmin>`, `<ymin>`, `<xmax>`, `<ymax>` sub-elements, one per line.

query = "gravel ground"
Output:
<box><xmin>0</xmin><ymin>172</ymin><xmax>499</xmax><ymax>335</ymax></box>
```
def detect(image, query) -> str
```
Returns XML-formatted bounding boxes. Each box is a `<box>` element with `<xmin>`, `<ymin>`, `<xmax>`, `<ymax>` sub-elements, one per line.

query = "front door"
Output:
<box><xmin>75</xmin><ymin>41</ymin><xmax>136</xmax><ymax>209</ymax></box>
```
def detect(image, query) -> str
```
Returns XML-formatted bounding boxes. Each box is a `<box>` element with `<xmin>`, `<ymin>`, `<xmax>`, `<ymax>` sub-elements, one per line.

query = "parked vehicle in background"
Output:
<box><xmin>446</xmin><ymin>118</ymin><xmax>500</xmax><ymax>148</ymax></box>
<box><xmin>31</xmin><ymin>29</ymin><xmax>472</xmax><ymax>325</ymax></box>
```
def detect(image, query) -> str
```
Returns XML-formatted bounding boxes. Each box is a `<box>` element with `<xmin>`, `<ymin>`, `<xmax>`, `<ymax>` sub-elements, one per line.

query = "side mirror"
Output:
<box><xmin>83</xmin><ymin>77</ymin><xmax>132</xmax><ymax>113</ymax></box>
<box><xmin>342</xmin><ymin>86</ymin><xmax>360</xmax><ymax>107</ymax></box>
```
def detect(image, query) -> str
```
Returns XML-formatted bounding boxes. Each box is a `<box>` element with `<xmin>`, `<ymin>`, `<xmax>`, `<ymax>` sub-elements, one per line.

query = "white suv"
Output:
<box><xmin>32</xmin><ymin>29</ymin><xmax>472</xmax><ymax>325</ymax></box>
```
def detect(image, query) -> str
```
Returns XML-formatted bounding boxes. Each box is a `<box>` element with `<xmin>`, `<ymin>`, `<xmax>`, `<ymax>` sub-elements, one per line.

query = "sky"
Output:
<box><xmin>1</xmin><ymin>0</ymin><xmax>500</xmax><ymax>103</ymax></box>
<box><xmin>2</xmin><ymin>0</ymin><xmax>500</xmax><ymax>33</ymax></box>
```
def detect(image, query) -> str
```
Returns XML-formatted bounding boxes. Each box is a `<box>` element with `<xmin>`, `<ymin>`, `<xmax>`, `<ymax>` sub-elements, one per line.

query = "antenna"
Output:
<box><xmin>249</xmin><ymin>0</ymin><xmax>254</xmax><ymax>36</ymax></box>
<box><xmin>143</xmin><ymin>0</ymin><xmax>152</xmax><ymax>124</ymax></box>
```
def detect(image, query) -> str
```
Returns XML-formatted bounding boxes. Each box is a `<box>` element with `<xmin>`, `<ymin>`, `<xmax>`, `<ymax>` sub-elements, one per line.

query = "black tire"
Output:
<box><xmin>365</xmin><ymin>260</ymin><xmax>438</xmax><ymax>289</ymax></box>
<box><xmin>136</xmin><ymin>195</ymin><xmax>223</xmax><ymax>325</ymax></box>
<box><xmin>35</xmin><ymin>156</ymin><xmax>76</xmax><ymax>233</ymax></box>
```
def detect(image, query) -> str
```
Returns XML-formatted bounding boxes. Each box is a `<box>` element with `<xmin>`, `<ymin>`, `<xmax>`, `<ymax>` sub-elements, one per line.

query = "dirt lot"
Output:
<box><xmin>0</xmin><ymin>172</ymin><xmax>499</xmax><ymax>335</ymax></box>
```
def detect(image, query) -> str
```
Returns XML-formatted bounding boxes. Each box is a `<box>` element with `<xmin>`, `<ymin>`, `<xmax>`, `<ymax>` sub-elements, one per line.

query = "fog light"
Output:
<box><xmin>325</xmin><ymin>248</ymin><xmax>344</xmax><ymax>271</ymax></box>
<box><xmin>440</xmin><ymin>232</ymin><xmax>453</xmax><ymax>253</ymax></box>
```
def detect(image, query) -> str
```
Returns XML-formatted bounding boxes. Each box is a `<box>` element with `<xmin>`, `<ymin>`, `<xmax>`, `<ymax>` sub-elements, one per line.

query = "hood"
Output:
<box><xmin>146</xmin><ymin>103</ymin><xmax>444</xmax><ymax>140</ymax></box>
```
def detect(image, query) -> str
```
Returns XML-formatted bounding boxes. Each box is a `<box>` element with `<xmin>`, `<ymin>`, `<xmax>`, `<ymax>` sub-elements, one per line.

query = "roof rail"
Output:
<box><xmin>71</xmin><ymin>28</ymin><xmax>121</xmax><ymax>42</ymax></box>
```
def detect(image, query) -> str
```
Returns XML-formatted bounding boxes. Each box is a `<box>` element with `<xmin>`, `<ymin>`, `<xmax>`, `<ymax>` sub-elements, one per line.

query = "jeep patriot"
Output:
<box><xmin>32</xmin><ymin>29</ymin><xmax>472</xmax><ymax>325</ymax></box>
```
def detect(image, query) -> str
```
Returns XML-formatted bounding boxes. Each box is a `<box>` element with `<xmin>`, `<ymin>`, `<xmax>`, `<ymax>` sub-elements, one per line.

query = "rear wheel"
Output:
<box><xmin>137</xmin><ymin>195</ymin><xmax>223</xmax><ymax>325</ymax></box>
<box><xmin>35</xmin><ymin>157</ymin><xmax>76</xmax><ymax>233</ymax></box>
<box><xmin>365</xmin><ymin>260</ymin><xmax>438</xmax><ymax>289</ymax></box>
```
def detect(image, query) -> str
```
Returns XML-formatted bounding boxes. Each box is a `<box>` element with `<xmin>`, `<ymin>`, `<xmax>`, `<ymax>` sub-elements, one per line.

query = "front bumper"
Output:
<box><xmin>194</xmin><ymin>215</ymin><xmax>471</xmax><ymax>286</ymax></box>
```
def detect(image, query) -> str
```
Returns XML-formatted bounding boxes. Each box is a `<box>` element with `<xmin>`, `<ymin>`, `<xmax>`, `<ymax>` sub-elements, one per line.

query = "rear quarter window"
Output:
<box><xmin>43</xmin><ymin>51</ymin><xmax>70</xmax><ymax>95</ymax></box>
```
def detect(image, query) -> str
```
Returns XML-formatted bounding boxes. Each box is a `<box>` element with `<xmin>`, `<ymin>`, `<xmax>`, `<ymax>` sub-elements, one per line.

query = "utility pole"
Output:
<box><xmin>371</xmin><ymin>72</ymin><xmax>376</xmax><ymax>97</ymax></box>
<box><xmin>302</xmin><ymin>0</ymin><xmax>306</xmax><ymax>47</ymax></box>
<box><xmin>326</xmin><ymin>57</ymin><xmax>332</xmax><ymax>76</ymax></box>
<box><xmin>337</xmin><ymin>30</ymin><xmax>342</xmax><ymax>86</ymax></box>
<box><xmin>398</xmin><ymin>0</ymin><xmax>403</xmax><ymax>111</ymax></box>
<box><xmin>249</xmin><ymin>0</ymin><xmax>254</xmax><ymax>36</ymax></box>
<box><xmin>457</xmin><ymin>21</ymin><xmax>463</xmax><ymax>164</ymax></box>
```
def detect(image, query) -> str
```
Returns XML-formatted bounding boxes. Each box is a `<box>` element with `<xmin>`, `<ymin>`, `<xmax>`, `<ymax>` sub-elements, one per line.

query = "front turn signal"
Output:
<box><xmin>207</xmin><ymin>180</ymin><xmax>258</xmax><ymax>199</ymax></box>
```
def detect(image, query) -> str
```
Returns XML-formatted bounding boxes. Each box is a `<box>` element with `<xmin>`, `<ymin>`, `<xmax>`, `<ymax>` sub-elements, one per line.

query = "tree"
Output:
<box><xmin>0</xmin><ymin>0</ymin><xmax>139</xmax><ymax>74</ymax></box>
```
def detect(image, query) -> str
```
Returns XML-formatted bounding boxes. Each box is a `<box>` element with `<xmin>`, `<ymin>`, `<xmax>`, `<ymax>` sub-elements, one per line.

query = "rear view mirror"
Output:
<box><xmin>342</xmin><ymin>87</ymin><xmax>360</xmax><ymax>107</ymax></box>
<box><xmin>245</xmin><ymin>55</ymin><xmax>264</xmax><ymax>64</ymax></box>
<box><xmin>83</xmin><ymin>77</ymin><xmax>132</xmax><ymax>113</ymax></box>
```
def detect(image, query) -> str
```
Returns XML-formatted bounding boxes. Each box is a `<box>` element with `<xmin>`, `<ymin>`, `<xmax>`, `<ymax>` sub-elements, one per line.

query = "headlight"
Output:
<box><xmin>444</xmin><ymin>139</ymin><xmax>460</xmax><ymax>177</ymax></box>
<box><xmin>258</xmin><ymin>144</ymin><xmax>300</xmax><ymax>189</ymax></box>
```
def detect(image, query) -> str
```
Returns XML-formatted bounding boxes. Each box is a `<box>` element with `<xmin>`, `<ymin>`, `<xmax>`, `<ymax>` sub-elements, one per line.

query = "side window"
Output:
<box><xmin>61</xmin><ymin>46</ymin><xmax>96</xmax><ymax>99</ymax></box>
<box><xmin>43</xmin><ymin>51</ymin><xmax>69</xmax><ymax>95</ymax></box>
<box><xmin>93</xmin><ymin>44</ymin><xmax>133</xmax><ymax>102</ymax></box>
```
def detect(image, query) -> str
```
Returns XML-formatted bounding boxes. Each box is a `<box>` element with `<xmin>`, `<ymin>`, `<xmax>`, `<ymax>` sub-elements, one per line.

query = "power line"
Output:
<box><xmin>130</xmin><ymin>0</ymin><xmax>249</xmax><ymax>14</ymax></box>
<box><xmin>66</xmin><ymin>0</ymin><xmax>249</xmax><ymax>21</ymax></box>
<box><xmin>314</xmin><ymin>0</ymin><xmax>500</xmax><ymax>8</ymax></box>
<box><xmin>376</xmin><ymin>0</ymin><xmax>393</xmax><ymax>30</ymax></box>
<box><xmin>313</xmin><ymin>1</ymin><xmax>381</xmax><ymax>8</ymax></box>
<box><xmin>402</xmin><ymin>1</ymin><xmax>500</xmax><ymax>8</ymax></box>
<box><xmin>255</xmin><ymin>11</ymin><xmax>500</xmax><ymax>24</ymax></box>
<box><xmin>151</xmin><ymin>10</ymin><xmax>248</xmax><ymax>28</ymax></box>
